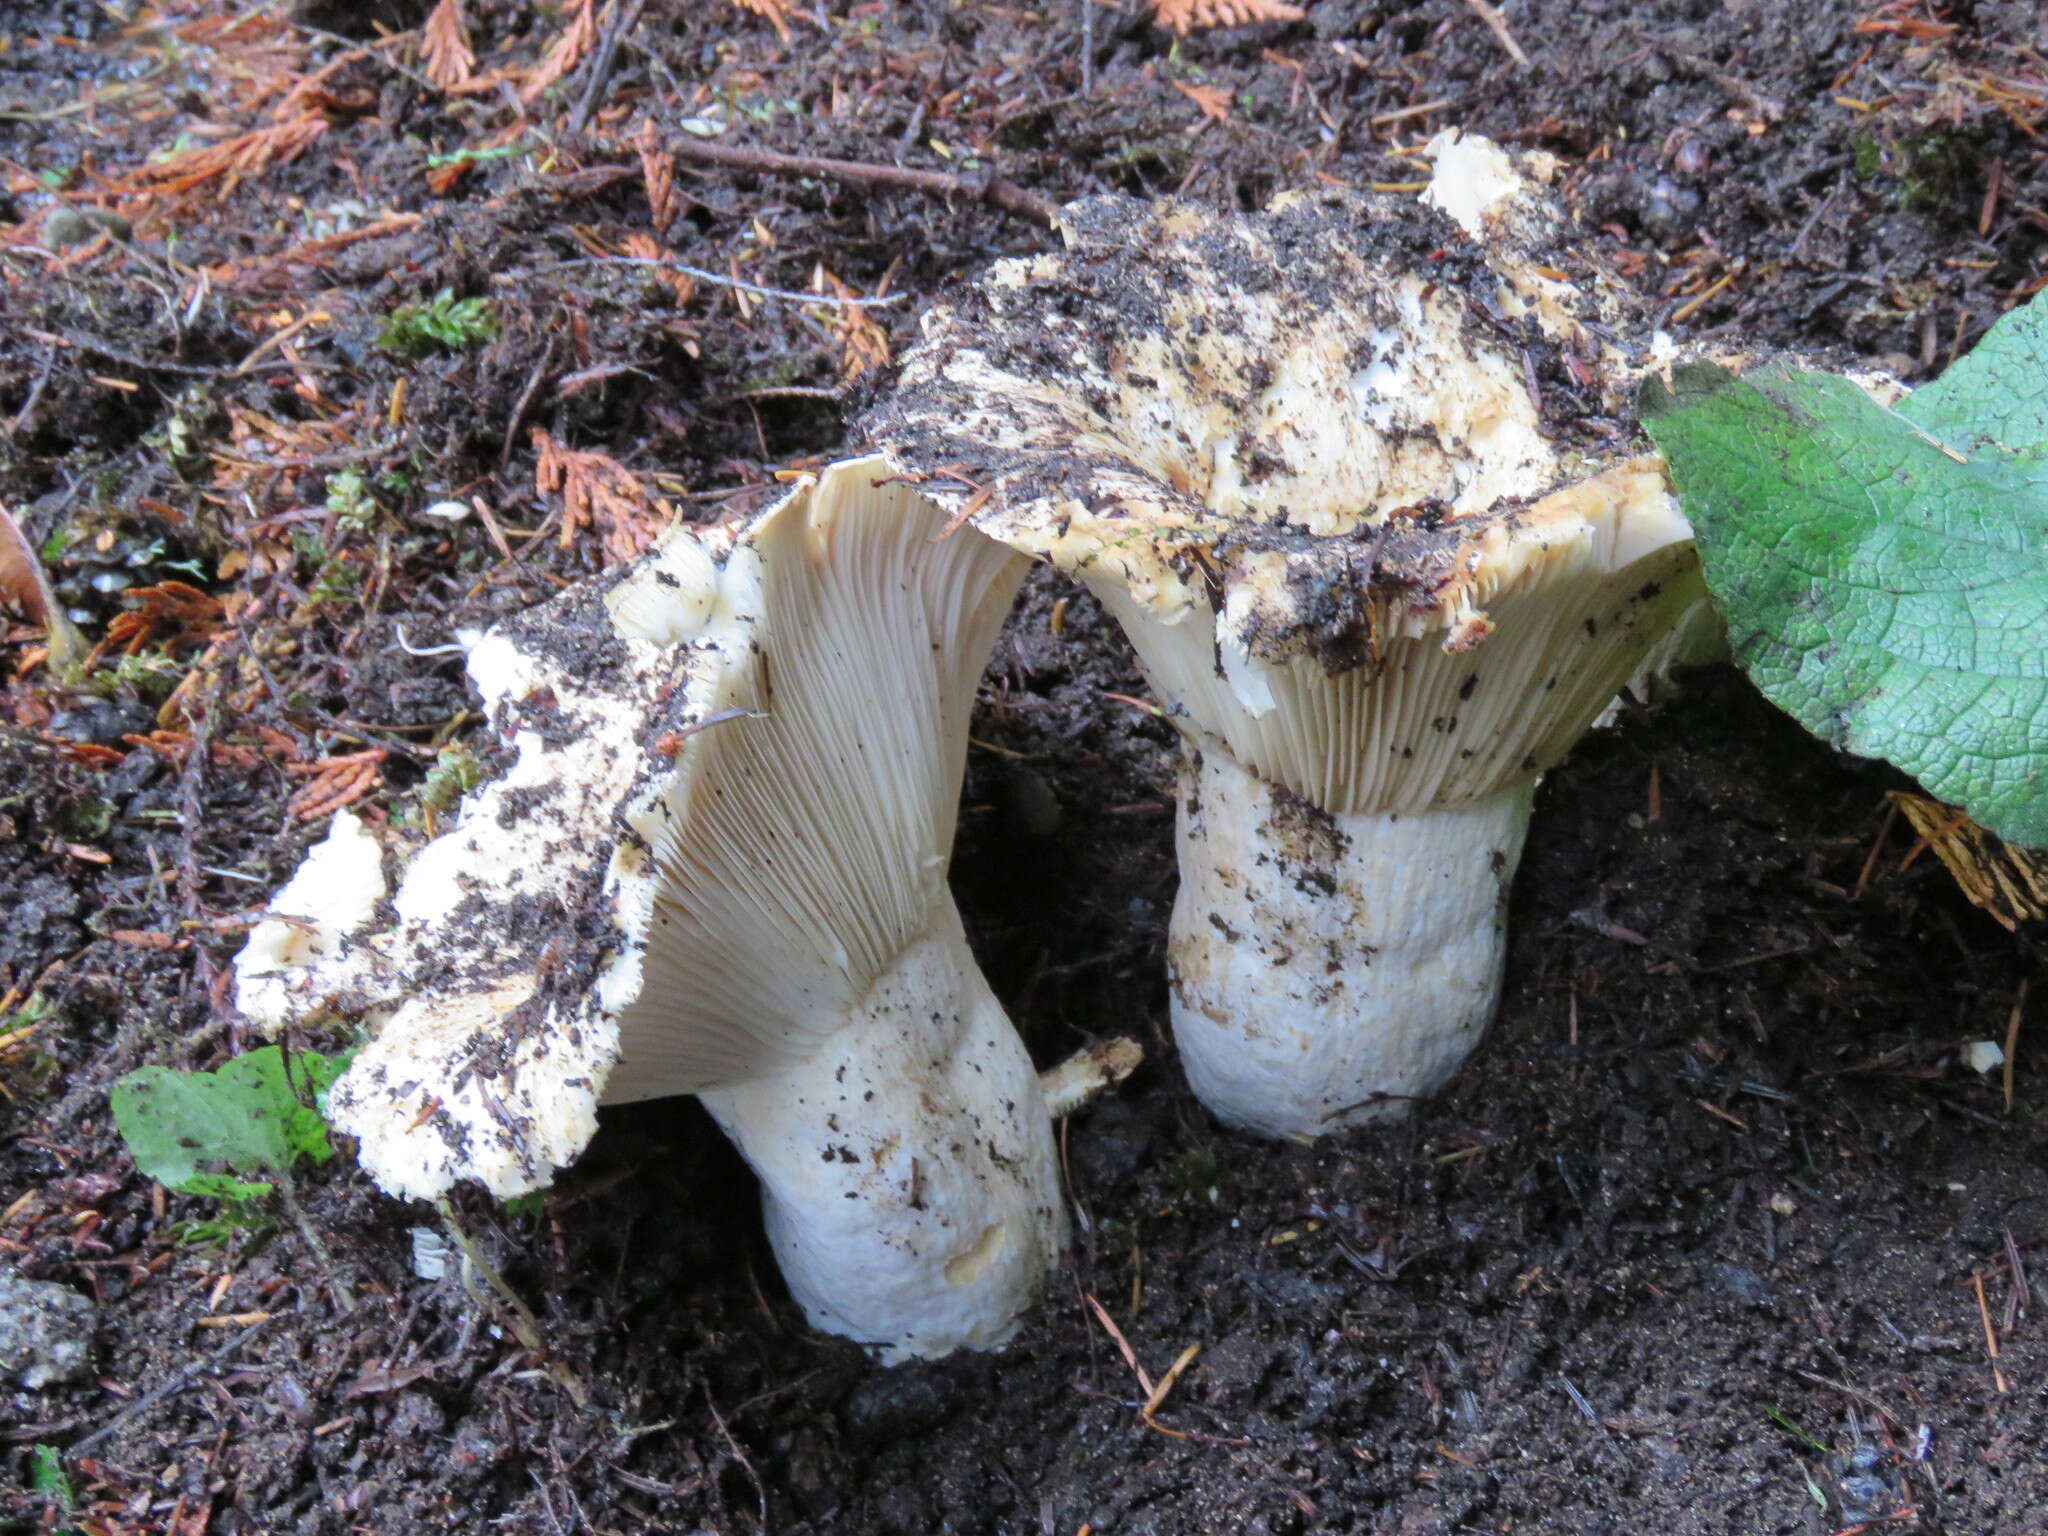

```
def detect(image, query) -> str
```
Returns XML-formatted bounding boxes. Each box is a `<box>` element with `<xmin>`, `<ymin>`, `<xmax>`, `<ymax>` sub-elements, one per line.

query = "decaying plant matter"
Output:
<box><xmin>1149</xmin><ymin>0</ymin><xmax>1307</xmax><ymax>34</ymax></box>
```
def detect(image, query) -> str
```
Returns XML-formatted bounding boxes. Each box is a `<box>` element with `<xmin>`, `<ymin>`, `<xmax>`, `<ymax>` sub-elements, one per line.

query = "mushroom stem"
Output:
<box><xmin>700</xmin><ymin>900</ymin><xmax>1064</xmax><ymax>1362</ymax></box>
<box><xmin>1169</xmin><ymin>747</ymin><xmax>1535</xmax><ymax>1139</ymax></box>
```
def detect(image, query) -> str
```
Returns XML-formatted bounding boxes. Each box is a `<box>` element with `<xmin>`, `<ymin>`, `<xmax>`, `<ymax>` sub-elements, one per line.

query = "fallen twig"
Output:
<box><xmin>538</xmin><ymin>255</ymin><xmax>904</xmax><ymax>308</ymax></box>
<box><xmin>1140</xmin><ymin>1343</ymin><xmax>1202</xmax><ymax>1436</ymax></box>
<box><xmin>217</xmin><ymin>211</ymin><xmax>425</xmax><ymax>292</ymax></box>
<box><xmin>2002</xmin><ymin>980</ymin><xmax>2025</xmax><ymax>1114</ymax></box>
<box><xmin>1666</xmin><ymin>47</ymin><xmax>1786</xmax><ymax>121</ymax></box>
<box><xmin>1082</xmin><ymin>1290</ymin><xmax>1153</xmax><ymax>1396</ymax></box>
<box><xmin>274</xmin><ymin>1173</ymin><xmax>354</xmax><ymax>1313</ymax></box>
<box><xmin>1080</xmin><ymin>1291</ymin><xmax>1242</xmax><ymax>1442</ymax></box>
<box><xmin>726</xmin><ymin>384</ymin><xmax>843</xmax><ymax>402</ymax></box>
<box><xmin>1971</xmin><ymin>1269</ymin><xmax>2010</xmax><ymax>1394</ymax></box>
<box><xmin>70</xmin><ymin>1316</ymin><xmax>270</xmax><ymax>1455</ymax></box>
<box><xmin>659</xmin><ymin>135</ymin><xmax>1060</xmax><ymax>228</ymax></box>
<box><xmin>436</xmin><ymin>1198</ymin><xmax>590</xmax><ymax>1406</ymax></box>
<box><xmin>567</xmin><ymin>0</ymin><xmax>647</xmax><ymax>134</ymax></box>
<box><xmin>23</xmin><ymin>327</ymin><xmax>235</xmax><ymax>377</ymax></box>
<box><xmin>1460</xmin><ymin>0</ymin><xmax>1529</xmax><ymax>68</ymax></box>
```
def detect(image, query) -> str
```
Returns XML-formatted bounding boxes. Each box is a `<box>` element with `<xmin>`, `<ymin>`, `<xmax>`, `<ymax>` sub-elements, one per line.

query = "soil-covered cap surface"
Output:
<box><xmin>0</xmin><ymin>2</ymin><xmax>2043</xmax><ymax>1533</ymax></box>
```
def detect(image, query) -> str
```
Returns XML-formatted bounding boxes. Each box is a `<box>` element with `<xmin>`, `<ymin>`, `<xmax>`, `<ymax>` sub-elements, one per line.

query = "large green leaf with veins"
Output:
<box><xmin>1897</xmin><ymin>286</ymin><xmax>2048</xmax><ymax>473</ymax></box>
<box><xmin>1640</xmin><ymin>291</ymin><xmax>2048</xmax><ymax>847</ymax></box>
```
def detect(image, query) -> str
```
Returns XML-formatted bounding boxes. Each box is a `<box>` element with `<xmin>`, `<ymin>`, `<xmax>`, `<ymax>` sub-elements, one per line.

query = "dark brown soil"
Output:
<box><xmin>2</xmin><ymin>3</ymin><xmax>2044</xmax><ymax>1534</ymax></box>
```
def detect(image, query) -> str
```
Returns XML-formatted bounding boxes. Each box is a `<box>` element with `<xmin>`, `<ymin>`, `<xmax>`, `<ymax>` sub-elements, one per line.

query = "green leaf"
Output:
<box><xmin>501</xmin><ymin>1191</ymin><xmax>546</xmax><ymax>1220</ymax></box>
<box><xmin>378</xmin><ymin>288</ymin><xmax>499</xmax><ymax>357</ymax></box>
<box><xmin>1762</xmin><ymin>1404</ymin><xmax>1830</xmax><ymax>1456</ymax></box>
<box><xmin>1641</xmin><ymin>332</ymin><xmax>2048</xmax><ymax>848</ymax></box>
<box><xmin>30</xmin><ymin>1443</ymin><xmax>72</xmax><ymax>1506</ymax></box>
<box><xmin>1897</xmin><ymin>290</ymin><xmax>2048</xmax><ymax>471</ymax></box>
<box><xmin>424</xmin><ymin>138</ymin><xmax>527</xmax><ymax>170</ymax></box>
<box><xmin>111</xmin><ymin>1045</ymin><xmax>353</xmax><ymax>1200</ymax></box>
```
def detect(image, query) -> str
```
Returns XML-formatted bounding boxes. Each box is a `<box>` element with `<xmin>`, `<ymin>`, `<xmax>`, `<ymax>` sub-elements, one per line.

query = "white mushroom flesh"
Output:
<box><xmin>235</xmin><ymin>458</ymin><xmax>1067</xmax><ymax>1360</ymax></box>
<box><xmin>1172</xmin><ymin>750</ymin><xmax>1533</xmax><ymax>1137</ymax></box>
<box><xmin>610</xmin><ymin>461</ymin><xmax>1064</xmax><ymax>1360</ymax></box>
<box><xmin>862</xmin><ymin>142</ymin><xmax>1720</xmax><ymax>1138</ymax></box>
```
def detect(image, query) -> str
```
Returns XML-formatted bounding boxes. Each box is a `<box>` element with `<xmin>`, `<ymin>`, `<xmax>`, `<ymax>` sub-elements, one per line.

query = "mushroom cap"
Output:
<box><xmin>862</xmin><ymin>146</ymin><xmax>1646</xmax><ymax>629</ymax></box>
<box><xmin>1095</xmin><ymin>460</ymin><xmax>1713</xmax><ymax>813</ymax></box>
<box><xmin>858</xmin><ymin>137</ymin><xmax>1713</xmax><ymax>811</ymax></box>
<box><xmin>249</xmin><ymin>459</ymin><xmax>1026</xmax><ymax>1201</ymax></box>
<box><xmin>610</xmin><ymin>459</ymin><xmax>1025</xmax><ymax>1100</ymax></box>
<box><xmin>234</xmin><ymin>808</ymin><xmax>388</xmax><ymax>1031</ymax></box>
<box><xmin>317</xmin><ymin>511</ymin><xmax>748</xmax><ymax>1199</ymax></box>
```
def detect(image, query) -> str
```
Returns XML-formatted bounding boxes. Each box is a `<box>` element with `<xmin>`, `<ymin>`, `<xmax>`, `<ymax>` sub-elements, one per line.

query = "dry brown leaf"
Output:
<box><xmin>815</xmin><ymin>267</ymin><xmax>891</xmax><ymax>382</ymax></box>
<box><xmin>287</xmin><ymin>750</ymin><xmax>387</xmax><ymax>822</ymax></box>
<box><xmin>532</xmin><ymin>428</ymin><xmax>669</xmax><ymax>565</ymax></box>
<box><xmin>1893</xmin><ymin>792</ymin><xmax>2048</xmax><ymax>932</ymax></box>
<box><xmin>103</xmin><ymin>114</ymin><xmax>329</xmax><ymax>202</ymax></box>
<box><xmin>170</xmin><ymin>10</ymin><xmax>309</xmax><ymax>117</ymax></box>
<box><xmin>93</xmin><ymin>581</ymin><xmax>225</xmax><ymax>666</ymax></box>
<box><xmin>1172</xmin><ymin>80</ymin><xmax>1235</xmax><ymax>120</ymax></box>
<box><xmin>0</xmin><ymin>507</ymin><xmax>50</xmax><ymax>624</ymax></box>
<box><xmin>0</xmin><ymin>505</ymin><xmax>86</xmax><ymax>672</ymax></box>
<box><xmin>421</xmin><ymin>0</ymin><xmax>477</xmax><ymax>91</ymax></box>
<box><xmin>523</xmin><ymin>0</ymin><xmax>600</xmax><ymax>102</ymax></box>
<box><xmin>146</xmin><ymin>601</ymin><xmax>266</xmax><ymax>734</ymax></box>
<box><xmin>1150</xmin><ymin>0</ymin><xmax>1305</xmax><ymax>33</ymax></box>
<box><xmin>122</xmin><ymin>729</ymin><xmax>278</xmax><ymax>772</ymax></box>
<box><xmin>732</xmin><ymin>0</ymin><xmax>796</xmax><ymax>44</ymax></box>
<box><xmin>637</xmin><ymin>119</ymin><xmax>682</xmax><ymax>231</ymax></box>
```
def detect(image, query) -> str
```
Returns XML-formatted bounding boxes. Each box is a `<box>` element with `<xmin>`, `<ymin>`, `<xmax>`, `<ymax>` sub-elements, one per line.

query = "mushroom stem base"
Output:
<box><xmin>699</xmin><ymin>901</ymin><xmax>1067</xmax><ymax>1362</ymax></box>
<box><xmin>1169</xmin><ymin>748</ymin><xmax>1535</xmax><ymax>1140</ymax></box>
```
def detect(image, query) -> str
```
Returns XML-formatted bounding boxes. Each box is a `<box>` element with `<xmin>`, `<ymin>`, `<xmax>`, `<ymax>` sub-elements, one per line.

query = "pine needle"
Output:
<box><xmin>1149</xmin><ymin>0</ymin><xmax>1305</xmax><ymax>35</ymax></box>
<box><xmin>421</xmin><ymin>0</ymin><xmax>477</xmax><ymax>91</ymax></box>
<box><xmin>732</xmin><ymin>0</ymin><xmax>797</xmax><ymax>44</ymax></box>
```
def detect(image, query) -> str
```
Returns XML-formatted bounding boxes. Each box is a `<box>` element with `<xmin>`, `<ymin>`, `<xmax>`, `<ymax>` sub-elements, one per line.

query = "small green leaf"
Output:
<box><xmin>111</xmin><ymin>1045</ymin><xmax>353</xmax><ymax>1199</ymax></box>
<box><xmin>1763</xmin><ymin>1403</ymin><xmax>1830</xmax><ymax>1455</ymax></box>
<box><xmin>424</xmin><ymin>138</ymin><xmax>527</xmax><ymax>170</ymax></box>
<box><xmin>379</xmin><ymin>288</ymin><xmax>499</xmax><ymax>357</ymax></box>
<box><xmin>1641</xmin><ymin>305</ymin><xmax>2048</xmax><ymax>848</ymax></box>
<box><xmin>30</xmin><ymin>1443</ymin><xmax>72</xmax><ymax>1506</ymax></box>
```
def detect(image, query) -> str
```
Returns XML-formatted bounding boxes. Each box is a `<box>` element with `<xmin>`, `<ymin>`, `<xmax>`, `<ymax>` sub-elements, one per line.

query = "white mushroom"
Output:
<box><xmin>861</xmin><ymin>136</ymin><xmax>1719</xmax><ymax>1140</ymax></box>
<box><xmin>234</xmin><ymin>808</ymin><xmax>388</xmax><ymax>1033</ymax></box>
<box><xmin>235</xmin><ymin>459</ymin><xmax>1067</xmax><ymax>1359</ymax></box>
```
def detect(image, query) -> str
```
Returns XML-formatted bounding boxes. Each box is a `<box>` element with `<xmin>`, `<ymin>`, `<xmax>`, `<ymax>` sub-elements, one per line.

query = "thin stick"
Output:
<box><xmin>1558</xmin><ymin>1374</ymin><xmax>1611</xmax><ymax>1439</ymax></box>
<box><xmin>1793</xmin><ymin>1368</ymin><xmax>1908</xmax><ymax>1430</ymax></box>
<box><xmin>659</xmin><ymin>135</ymin><xmax>1060</xmax><ymax>228</ymax></box>
<box><xmin>568</xmin><ymin>0</ymin><xmax>647</xmax><ymax>135</ymax></box>
<box><xmin>1140</xmin><ymin>1343</ymin><xmax>1201</xmax><ymax>1437</ymax></box>
<box><xmin>274</xmin><ymin>1175</ymin><xmax>353</xmax><ymax>1314</ymax></box>
<box><xmin>703</xmin><ymin>1384</ymin><xmax>768</xmax><ymax>1533</ymax></box>
<box><xmin>1853</xmin><ymin>794</ymin><xmax>1902</xmax><ymax>900</ymax></box>
<box><xmin>539</xmin><ymin>255</ymin><xmax>905</xmax><ymax>308</ymax></box>
<box><xmin>725</xmin><ymin>384</ymin><xmax>842</xmax><ymax>402</ymax></box>
<box><xmin>1461</xmin><ymin>0</ymin><xmax>1530</xmax><ymax>68</ymax></box>
<box><xmin>2004</xmin><ymin>1223</ymin><xmax>2032</xmax><ymax>1331</ymax></box>
<box><xmin>1972</xmin><ymin>1269</ymin><xmax>2010</xmax><ymax>1394</ymax></box>
<box><xmin>2002</xmin><ymin>979</ymin><xmax>2026</xmax><ymax>1114</ymax></box>
<box><xmin>1671</xmin><ymin>267</ymin><xmax>1739</xmax><ymax>325</ymax></box>
<box><xmin>436</xmin><ymin>1198</ymin><xmax>590</xmax><ymax>1406</ymax></box>
<box><xmin>70</xmin><ymin>1316</ymin><xmax>270</xmax><ymax>1454</ymax></box>
<box><xmin>1082</xmin><ymin>1291</ymin><xmax>1153</xmax><ymax>1395</ymax></box>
